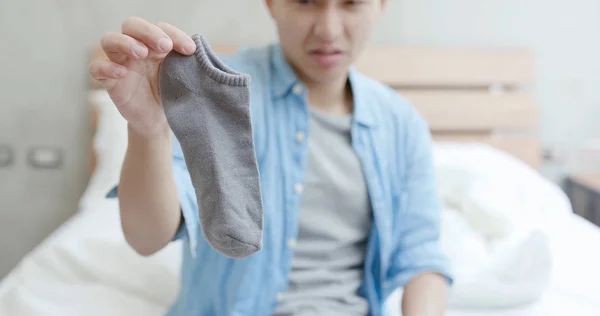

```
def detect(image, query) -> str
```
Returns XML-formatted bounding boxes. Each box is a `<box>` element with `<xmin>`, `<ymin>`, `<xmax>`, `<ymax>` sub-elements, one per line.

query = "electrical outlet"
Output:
<box><xmin>28</xmin><ymin>147</ymin><xmax>63</xmax><ymax>169</ymax></box>
<box><xmin>0</xmin><ymin>145</ymin><xmax>14</xmax><ymax>167</ymax></box>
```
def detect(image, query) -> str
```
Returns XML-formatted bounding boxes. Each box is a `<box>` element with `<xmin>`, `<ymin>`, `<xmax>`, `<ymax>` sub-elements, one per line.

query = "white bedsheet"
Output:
<box><xmin>430</xmin><ymin>143</ymin><xmax>577</xmax><ymax>310</ymax></box>
<box><xmin>386</xmin><ymin>211</ymin><xmax>600</xmax><ymax>316</ymax></box>
<box><xmin>0</xmin><ymin>199</ymin><xmax>179</xmax><ymax>316</ymax></box>
<box><xmin>1</xmin><ymin>196</ymin><xmax>600</xmax><ymax>316</ymax></box>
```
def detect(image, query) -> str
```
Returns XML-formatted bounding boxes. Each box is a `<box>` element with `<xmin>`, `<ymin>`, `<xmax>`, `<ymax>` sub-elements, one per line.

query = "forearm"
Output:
<box><xmin>118</xmin><ymin>124</ymin><xmax>181</xmax><ymax>256</ymax></box>
<box><xmin>401</xmin><ymin>272</ymin><xmax>449</xmax><ymax>316</ymax></box>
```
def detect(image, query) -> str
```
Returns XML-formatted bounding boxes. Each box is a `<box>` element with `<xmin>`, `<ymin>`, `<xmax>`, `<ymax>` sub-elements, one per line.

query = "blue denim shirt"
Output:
<box><xmin>108</xmin><ymin>42</ymin><xmax>452</xmax><ymax>316</ymax></box>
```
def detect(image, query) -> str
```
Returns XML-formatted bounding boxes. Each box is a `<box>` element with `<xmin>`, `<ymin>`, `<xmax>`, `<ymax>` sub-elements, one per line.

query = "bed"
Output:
<box><xmin>1</xmin><ymin>43</ymin><xmax>600</xmax><ymax>316</ymax></box>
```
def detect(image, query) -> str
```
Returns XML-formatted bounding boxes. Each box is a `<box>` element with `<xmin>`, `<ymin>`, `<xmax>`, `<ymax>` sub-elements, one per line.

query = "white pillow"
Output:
<box><xmin>432</xmin><ymin>141</ymin><xmax>572</xmax><ymax>238</ymax></box>
<box><xmin>432</xmin><ymin>142</ymin><xmax>559</xmax><ymax>308</ymax></box>
<box><xmin>79</xmin><ymin>90</ymin><xmax>129</xmax><ymax>208</ymax></box>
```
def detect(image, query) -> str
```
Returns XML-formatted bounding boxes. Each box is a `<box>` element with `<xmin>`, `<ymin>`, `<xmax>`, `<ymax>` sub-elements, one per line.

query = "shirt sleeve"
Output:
<box><xmin>386</xmin><ymin>109</ymin><xmax>454</xmax><ymax>292</ymax></box>
<box><xmin>105</xmin><ymin>135</ymin><xmax>200</xmax><ymax>257</ymax></box>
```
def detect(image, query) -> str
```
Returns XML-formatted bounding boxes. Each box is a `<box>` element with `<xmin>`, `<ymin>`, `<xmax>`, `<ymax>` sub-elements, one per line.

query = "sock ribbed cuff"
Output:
<box><xmin>192</xmin><ymin>34</ymin><xmax>250</xmax><ymax>87</ymax></box>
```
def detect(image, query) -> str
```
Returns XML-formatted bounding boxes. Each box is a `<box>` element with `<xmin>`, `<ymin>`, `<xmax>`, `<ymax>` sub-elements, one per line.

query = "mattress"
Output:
<box><xmin>1</xmin><ymin>196</ymin><xmax>599</xmax><ymax>316</ymax></box>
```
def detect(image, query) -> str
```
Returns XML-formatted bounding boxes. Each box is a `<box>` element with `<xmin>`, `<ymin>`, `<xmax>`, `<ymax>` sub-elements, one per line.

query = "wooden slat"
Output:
<box><xmin>399</xmin><ymin>90</ymin><xmax>537</xmax><ymax>132</ymax></box>
<box><xmin>432</xmin><ymin>134</ymin><xmax>541</xmax><ymax>169</ymax></box>
<box><xmin>213</xmin><ymin>45</ymin><xmax>242</xmax><ymax>55</ymax></box>
<box><xmin>354</xmin><ymin>47</ymin><xmax>534</xmax><ymax>87</ymax></box>
<box><xmin>88</xmin><ymin>105</ymin><xmax>99</xmax><ymax>177</ymax></box>
<box><xmin>570</xmin><ymin>174</ymin><xmax>600</xmax><ymax>192</ymax></box>
<box><xmin>89</xmin><ymin>48</ymin><xmax>107</xmax><ymax>89</ymax></box>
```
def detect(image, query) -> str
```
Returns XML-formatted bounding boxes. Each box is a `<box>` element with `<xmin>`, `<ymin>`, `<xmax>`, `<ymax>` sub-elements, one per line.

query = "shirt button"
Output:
<box><xmin>276</xmin><ymin>292</ymin><xmax>285</xmax><ymax>302</ymax></box>
<box><xmin>294</xmin><ymin>183</ymin><xmax>304</xmax><ymax>194</ymax></box>
<box><xmin>295</xmin><ymin>131</ymin><xmax>305</xmax><ymax>142</ymax></box>
<box><xmin>292</xmin><ymin>84</ymin><xmax>303</xmax><ymax>95</ymax></box>
<box><xmin>287</xmin><ymin>239</ymin><xmax>297</xmax><ymax>249</ymax></box>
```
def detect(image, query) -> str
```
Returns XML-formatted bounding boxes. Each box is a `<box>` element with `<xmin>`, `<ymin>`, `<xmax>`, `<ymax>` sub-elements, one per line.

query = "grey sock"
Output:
<box><xmin>159</xmin><ymin>34</ymin><xmax>263</xmax><ymax>259</ymax></box>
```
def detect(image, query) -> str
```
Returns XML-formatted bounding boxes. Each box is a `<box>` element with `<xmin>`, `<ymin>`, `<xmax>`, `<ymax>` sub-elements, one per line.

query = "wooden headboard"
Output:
<box><xmin>352</xmin><ymin>47</ymin><xmax>539</xmax><ymax>168</ymax></box>
<box><xmin>88</xmin><ymin>44</ymin><xmax>540</xmax><ymax>175</ymax></box>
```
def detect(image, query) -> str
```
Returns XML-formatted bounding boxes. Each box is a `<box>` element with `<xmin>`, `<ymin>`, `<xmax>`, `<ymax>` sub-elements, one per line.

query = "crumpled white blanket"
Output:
<box><xmin>432</xmin><ymin>142</ymin><xmax>572</xmax><ymax>308</ymax></box>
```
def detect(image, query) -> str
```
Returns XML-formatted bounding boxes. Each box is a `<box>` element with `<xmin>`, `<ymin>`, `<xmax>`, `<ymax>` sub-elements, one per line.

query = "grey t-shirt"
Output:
<box><xmin>272</xmin><ymin>108</ymin><xmax>373</xmax><ymax>316</ymax></box>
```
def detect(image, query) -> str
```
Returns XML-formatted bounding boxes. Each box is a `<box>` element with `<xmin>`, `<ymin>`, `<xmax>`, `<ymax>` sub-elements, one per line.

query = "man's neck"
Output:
<box><xmin>304</xmin><ymin>75</ymin><xmax>354</xmax><ymax>116</ymax></box>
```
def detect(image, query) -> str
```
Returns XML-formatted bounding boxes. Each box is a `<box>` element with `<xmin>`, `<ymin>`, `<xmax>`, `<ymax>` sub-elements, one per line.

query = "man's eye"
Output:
<box><xmin>298</xmin><ymin>0</ymin><xmax>314</xmax><ymax>4</ymax></box>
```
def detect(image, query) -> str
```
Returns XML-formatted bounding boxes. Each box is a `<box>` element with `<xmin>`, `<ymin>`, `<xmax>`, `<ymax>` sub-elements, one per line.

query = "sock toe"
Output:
<box><xmin>205</xmin><ymin>228</ymin><xmax>262</xmax><ymax>259</ymax></box>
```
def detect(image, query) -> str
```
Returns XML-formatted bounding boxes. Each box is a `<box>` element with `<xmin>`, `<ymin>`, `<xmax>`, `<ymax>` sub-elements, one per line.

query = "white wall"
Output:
<box><xmin>1</xmin><ymin>0</ymin><xmax>599</xmax><ymax>277</ymax></box>
<box><xmin>384</xmin><ymin>0</ymin><xmax>600</xmax><ymax>176</ymax></box>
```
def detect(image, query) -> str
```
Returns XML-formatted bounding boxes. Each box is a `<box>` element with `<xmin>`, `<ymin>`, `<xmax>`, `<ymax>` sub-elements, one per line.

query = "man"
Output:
<box><xmin>89</xmin><ymin>0</ymin><xmax>453</xmax><ymax>315</ymax></box>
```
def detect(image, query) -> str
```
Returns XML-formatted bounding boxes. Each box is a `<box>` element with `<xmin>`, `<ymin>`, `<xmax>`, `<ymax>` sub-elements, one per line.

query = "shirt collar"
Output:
<box><xmin>269</xmin><ymin>43</ymin><xmax>377</xmax><ymax>128</ymax></box>
<box><xmin>269</xmin><ymin>43</ymin><xmax>299</xmax><ymax>98</ymax></box>
<box><xmin>347</xmin><ymin>66</ymin><xmax>377</xmax><ymax>128</ymax></box>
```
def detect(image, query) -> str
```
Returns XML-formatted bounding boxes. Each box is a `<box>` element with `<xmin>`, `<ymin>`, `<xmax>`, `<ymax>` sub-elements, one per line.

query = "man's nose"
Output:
<box><xmin>313</xmin><ymin>8</ymin><xmax>343</xmax><ymax>42</ymax></box>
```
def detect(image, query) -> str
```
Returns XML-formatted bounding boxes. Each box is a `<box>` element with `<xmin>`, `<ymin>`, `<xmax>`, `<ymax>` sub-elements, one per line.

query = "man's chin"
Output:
<box><xmin>306</xmin><ymin>65</ymin><xmax>350</xmax><ymax>84</ymax></box>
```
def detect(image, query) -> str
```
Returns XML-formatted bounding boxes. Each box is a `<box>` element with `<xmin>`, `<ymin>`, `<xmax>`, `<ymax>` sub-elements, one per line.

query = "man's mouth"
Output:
<box><xmin>308</xmin><ymin>49</ymin><xmax>344</xmax><ymax>67</ymax></box>
<box><xmin>310</xmin><ymin>48</ymin><xmax>343</xmax><ymax>55</ymax></box>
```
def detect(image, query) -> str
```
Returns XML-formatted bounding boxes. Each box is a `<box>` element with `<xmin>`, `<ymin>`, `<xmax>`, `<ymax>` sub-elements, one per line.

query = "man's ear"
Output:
<box><xmin>265</xmin><ymin>0</ymin><xmax>275</xmax><ymax>18</ymax></box>
<box><xmin>376</xmin><ymin>0</ymin><xmax>389</xmax><ymax>19</ymax></box>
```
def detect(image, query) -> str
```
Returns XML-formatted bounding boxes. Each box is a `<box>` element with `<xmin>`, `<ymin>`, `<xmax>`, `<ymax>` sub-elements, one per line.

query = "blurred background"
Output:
<box><xmin>1</xmin><ymin>0</ymin><xmax>600</xmax><ymax>280</ymax></box>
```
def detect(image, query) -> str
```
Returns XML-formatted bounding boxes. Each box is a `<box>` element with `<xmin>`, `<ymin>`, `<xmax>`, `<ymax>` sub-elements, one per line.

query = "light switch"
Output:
<box><xmin>0</xmin><ymin>145</ymin><xmax>14</xmax><ymax>167</ymax></box>
<box><xmin>28</xmin><ymin>147</ymin><xmax>63</xmax><ymax>169</ymax></box>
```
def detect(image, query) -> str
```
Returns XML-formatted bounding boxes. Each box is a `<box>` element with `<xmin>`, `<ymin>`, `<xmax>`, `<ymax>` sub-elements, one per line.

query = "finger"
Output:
<box><xmin>88</xmin><ymin>59</ymin><xmax>128</xmax><ymax>89</ymax></box>
<box><xmin>121</xmin><ymin>16</ymin><xmax>173</xmax><ymax>54</ymax></box>
<box><xmin>101</xmin><ymin>32</ymin><xmax>149</xmax><ymax>62</ymax></box>
<box><xmin>156</xmin><ymin>22</ymin><xmax>196</xmax><ymax>55</ymax></box>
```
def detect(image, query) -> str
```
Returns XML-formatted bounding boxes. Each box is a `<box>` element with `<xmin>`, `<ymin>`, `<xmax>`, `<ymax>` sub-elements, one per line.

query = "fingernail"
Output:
<box><xmin>158</xmin><ymin>38</ymin><xmax>172</xmax><ymax>52</ymax></box>
<box><xmin>184</xmin><ymin>40</ymin><xmax>196</xmax><ymax>54</ymax></box>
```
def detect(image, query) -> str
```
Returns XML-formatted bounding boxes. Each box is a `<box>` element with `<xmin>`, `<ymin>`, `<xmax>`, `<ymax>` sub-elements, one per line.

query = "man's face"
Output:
<box><xmin>266</xmin><ymin>0</ymin><xmax>386</xmax><ymax>85</ymax></box>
